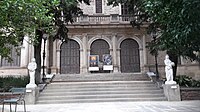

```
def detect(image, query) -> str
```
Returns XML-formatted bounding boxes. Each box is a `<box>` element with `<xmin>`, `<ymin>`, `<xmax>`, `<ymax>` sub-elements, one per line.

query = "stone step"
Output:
<box><xmin>41</xmin><ymin>87</ymin><xmax>158</xmax><ymax>92</ymax></box>
<box><xmin>39</xmin><ymin>90</ymin><xmax>164</xmax><ymax>97</ymax></box>
<box><xmin>46</xmin><ymin>81</ymin><xmax>155</xmax><ymax>89</ymax></box>
<box><xmin>47</xmin><ymin>84</ymin><xmax>156</xmax><ymax>89</ymax></box>
<box><xmin>37</xmin><ymin>97</ymin><xmax>167</xmax><ymax>104</ymax></box>
<box><xmin>52</xmin><ymin>73</ymin><xmax>150</xmax><ymax>82</ymax></box>
<box><xmin>39</xmin><ymin>93</ymin><xmax>165</xmax><ymax>100</ymax></box>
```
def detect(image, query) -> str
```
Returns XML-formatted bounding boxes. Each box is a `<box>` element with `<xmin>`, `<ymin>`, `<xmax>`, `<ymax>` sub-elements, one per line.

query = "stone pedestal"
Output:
<box><xmin>163</xmin><ymin>84</ymin><xmax>181</xmax><ymax>101</ymax></box>
<box><xmin>50</xmin><ymin>66</ymin><xmax>58</xmax><ymax>74</ymax></box>
<box><xmin>113</xmin><ymin>65</ymin><xmax>119</xmax><ymax>73</ymax></box>
<box><xmin>25</xmin><ymin>87</ymin><xmax>39</xmax><ymax>104</ymax></box>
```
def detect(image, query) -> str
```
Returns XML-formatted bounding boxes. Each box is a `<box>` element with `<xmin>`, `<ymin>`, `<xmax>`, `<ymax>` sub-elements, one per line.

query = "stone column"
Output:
<box><xmin>82</xmin><ymin>34</ymin><xmax>88</xmax><ymax>73</ymax></box>
<box><xmin>112</xmin><ymin>34</ymin><xmax>119</xmax><ymax>73</ymax></box>
<box><xmin>143</xmin><ymin>35</ymin><xmax>147</xmax><ymax>65</ymax></box>
<box><xmin>56</xmin><ymin>49</ymin><xmax>61</xmax><ymax>74</ymax></box>
<box><xmin>116</xmin><ymin>48</ymin><xmax>121</xmax><ymax>73</ymax></box>
<box><xmin>50</xmin><ymin>40</ymin><xmax>58</xmax><ymax>74</ymax></box>
<box><xmin>20</xmin><ymin>36</ymin><xmax>29</xmax><ymax>67</ymax></box>
<box><xmin>139</xmin><ymin>47</ymin><xmax>144</xmax><ymax>73</ymax></box>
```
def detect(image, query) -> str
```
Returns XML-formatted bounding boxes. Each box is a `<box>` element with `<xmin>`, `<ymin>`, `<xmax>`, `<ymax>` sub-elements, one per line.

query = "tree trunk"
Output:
<box><xmin>34</xmin><ymin>30</ymin><xmax>43</xmax><ymax>84</ymax></box>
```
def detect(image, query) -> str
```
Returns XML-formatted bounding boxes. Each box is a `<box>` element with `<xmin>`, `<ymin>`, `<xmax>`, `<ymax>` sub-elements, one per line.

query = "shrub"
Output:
<box><xmin>0</xmin><ymin>76</ymin><xmax>29</xmax><ymax>92</ymax></box>
<box><xmin>175</xmin><ymin>75</ymin><xmax>200</xmax><ymax>87</ymax></box>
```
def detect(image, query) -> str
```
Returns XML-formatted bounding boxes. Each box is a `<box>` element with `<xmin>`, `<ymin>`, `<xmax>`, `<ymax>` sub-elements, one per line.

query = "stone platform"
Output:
<box><xmin>52</xmin><ymin>73</ymin><xmax>150</xmax><ymax>82</ymax></box>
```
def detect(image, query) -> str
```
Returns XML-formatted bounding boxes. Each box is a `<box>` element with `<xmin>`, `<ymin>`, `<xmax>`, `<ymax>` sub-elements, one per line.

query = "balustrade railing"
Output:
<box><xmin>71</xmin><ymin>14</ymin><xmax>134</xmax><ymax>24</ymax></box>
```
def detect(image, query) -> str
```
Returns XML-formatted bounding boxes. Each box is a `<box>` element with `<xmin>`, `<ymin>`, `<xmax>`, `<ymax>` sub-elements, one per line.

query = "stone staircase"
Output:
<box><xmin>37</xmin><ymin>73</ymin><xmax>167</xmax><ymax>104</ymax></box>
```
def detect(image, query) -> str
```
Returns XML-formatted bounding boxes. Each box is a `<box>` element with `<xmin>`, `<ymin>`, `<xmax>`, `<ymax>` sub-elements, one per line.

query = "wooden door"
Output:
<box><xmin>60</xmin><ymin>40</ymin><xmax>80</xmax><ymax>74</ymax></box>
<box><xmin>120</xmin><ymin>39</ymin><xmax>140</xmax><ymax>73</ymax></box>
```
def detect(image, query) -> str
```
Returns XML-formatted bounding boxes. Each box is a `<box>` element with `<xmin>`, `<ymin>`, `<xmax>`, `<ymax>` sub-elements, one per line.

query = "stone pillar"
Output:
<box><xmin>116</xmin><ymin>48</ymin><xmax>121</xmax><ymax>73</ymax></box>
<box><xmin>50</xmin><ymin>40</ymin><xmax>58</xmax><ymax>74</ymax></box>
<box><xmin>143</xmin><ymin>35</ymin><xmax>147</xmax><ymax>65</ymax></box>
<box><xmin>56</xmin><ymin>49</ymin><xmax>61</xmax><ymax>74</ymax></box>
<box><xmin>139</xmin><ymin>47</ymin><xmax>144</xmax><ymax>73</ymax></box>
<box><xmin>20</xmin><ymin>36</ymin><xmax>29</xmax><ymax>67</ymax></box>
<box><xmin>112</xmin><ymin>34</ymin><xmax>119</xmax><ymax>73</ymax></box>
<box><xmin>163</xmin><ymin>84</ymin><xmax>181</xmax><ymax>101</ymax></box>
<box><xmin>82</xmin><ymin>34</ymin><xmax>88</xmax><ymax>73</ymax></box>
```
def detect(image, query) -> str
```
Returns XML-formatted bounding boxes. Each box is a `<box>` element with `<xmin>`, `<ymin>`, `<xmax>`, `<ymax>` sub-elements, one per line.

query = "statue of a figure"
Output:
<box><xmin>26</xmin><ymin>58</ymin><xmax>37</xmax><ymax>88</ymax></box>
<box><xmin>164</xmin><ymin>55</ymin><xmax>176</xmax><ymax>84</ymax></box>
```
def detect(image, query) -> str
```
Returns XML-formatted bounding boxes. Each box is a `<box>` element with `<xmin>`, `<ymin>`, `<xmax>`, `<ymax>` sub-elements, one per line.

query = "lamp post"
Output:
<box><xmin>151</xmin><ymin>31</ymin><xmax>159</xmax><ymax>79</ymax></box>
<box><xmin>42</xmin><ymin>34</ymin><xmax>48</xmax><ymax>82</ymax></box>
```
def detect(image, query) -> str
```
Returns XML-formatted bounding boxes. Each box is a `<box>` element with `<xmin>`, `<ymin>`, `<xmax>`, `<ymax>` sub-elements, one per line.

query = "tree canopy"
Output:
<box><xmin>108</xmin><ymin>0</ymin><xmax>200</xmax><ymax>62</ymax></box>
<box><xmin>144</xmin><ymin>0</ymin><xmax>200</xmax><ymax>61</ymax></box>
<box><xmin>0</xmin><ymin>0</ymin><xmax>89</xmax><ymax>58</ymax></box>
<box><xmin>0</xmin><ymin>0</ymin><xmax>53</xmax><ymax>59</ymax></box>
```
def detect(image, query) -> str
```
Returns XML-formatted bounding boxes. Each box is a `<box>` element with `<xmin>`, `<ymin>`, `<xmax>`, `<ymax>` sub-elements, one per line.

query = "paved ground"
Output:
<box><xmin>1</xmin><ymin>101</ymin><xmax>200</xmax><ymax>112</ymax></box>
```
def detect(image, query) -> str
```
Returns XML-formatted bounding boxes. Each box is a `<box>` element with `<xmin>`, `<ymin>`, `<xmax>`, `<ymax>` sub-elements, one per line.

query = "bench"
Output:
<box><xmin>1</xmin><ymin>88</ymin><xmax>26</xmax><ymax>112</ymax></box>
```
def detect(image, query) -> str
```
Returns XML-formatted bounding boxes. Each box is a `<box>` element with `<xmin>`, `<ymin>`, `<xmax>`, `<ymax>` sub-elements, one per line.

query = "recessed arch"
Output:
<box><xmin>88</xmin><ymin>36</ymin><xmax>112</xmax><ymax>50</ymax></box>
<box><xmin>57</xmin><ymin>36</ymin><xmax>83</xmax><ymax>51</ymax></box>
<box><xmin>90</xmin><ymin>39</ymin><xmax>110</xmax><ymax>62</ymax></box>
<box><xmin>117</xmin><ymin>36</ymin><xmax>142</xmax><ymax>49</ymax></box>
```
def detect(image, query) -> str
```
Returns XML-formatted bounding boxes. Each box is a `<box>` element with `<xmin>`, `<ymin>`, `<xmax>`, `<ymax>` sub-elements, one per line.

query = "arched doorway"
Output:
<box><xmin>90</xmin><ymin>39</ymin><xmax>110</xmax><ymax>72</ymax></box>
<box><xmin>120</xmin><ymin>38</ymin><xmax>140</xmax><ymax>73</ymax></box>
<box><xmin>60</xmin><ymin>40</ymin><xmax>80</xmax><ymax>74</ymax></box>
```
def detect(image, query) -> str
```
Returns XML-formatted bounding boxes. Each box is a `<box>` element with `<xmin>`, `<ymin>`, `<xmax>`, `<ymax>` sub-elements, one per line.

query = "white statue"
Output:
<box><xmin>26</xmin><ymin>58</ymin><xmax>37</xmax><ymax>88</ymax></box>
<box><xmin>164</xmin><ymin>55</ymin><xmax>176</xmax><ymax>84</ymax></box>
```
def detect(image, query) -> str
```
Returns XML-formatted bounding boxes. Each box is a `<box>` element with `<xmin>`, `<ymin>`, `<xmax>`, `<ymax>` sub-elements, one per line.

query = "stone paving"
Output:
<box><xmin>1</xmin><ymin>101</ymin><xmax>200</xmax><ymax>112</ymax></box>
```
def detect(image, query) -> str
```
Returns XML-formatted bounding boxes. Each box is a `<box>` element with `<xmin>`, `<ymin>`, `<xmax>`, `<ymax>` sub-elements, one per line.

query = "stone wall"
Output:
<box><xmin>180</xmin><ymin>88</ymin><xmax>200</xmax><ymax>100</ymax></box>
<box><xmin>0</xmin><ymin>68</ymin><xmax>28</xmax><ymax>76</ymax></box>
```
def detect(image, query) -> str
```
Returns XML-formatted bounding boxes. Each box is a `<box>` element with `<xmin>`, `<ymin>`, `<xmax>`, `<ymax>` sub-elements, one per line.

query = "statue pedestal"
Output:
<box><xmin>25</xmin><ymin>87</ymin><xmax>39</xmax><ymax>104</ymax></box>
<box><xmin>163</xmin><ymin>84</ymin><xmax>181</xmax><ymax>101</ymax></box>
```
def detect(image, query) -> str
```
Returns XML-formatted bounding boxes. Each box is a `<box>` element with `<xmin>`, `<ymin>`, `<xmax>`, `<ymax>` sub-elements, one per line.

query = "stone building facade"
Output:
<box><xmin>0</xmin><ymin>0</ymin><xmax>200</xmax><ymax>80</ymax></box>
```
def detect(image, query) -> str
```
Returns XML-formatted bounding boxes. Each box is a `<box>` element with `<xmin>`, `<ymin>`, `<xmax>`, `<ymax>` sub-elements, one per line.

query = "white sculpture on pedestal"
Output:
<box><xmin>164</xmin><ymin>55</ymin><xmax>177</xmax><ymax>84</ymax></box>
<box><xmin>26</xmin><ymin>58</ymin><xmax>37</xmax><ymax>88</ymax></box>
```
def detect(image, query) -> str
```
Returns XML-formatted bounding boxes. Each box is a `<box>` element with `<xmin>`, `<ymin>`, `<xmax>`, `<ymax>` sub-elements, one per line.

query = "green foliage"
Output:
<box><xmin>0</xmin><ymin>0</ymin><xmax>90</xmax><ymax>59</ymax></box>
<box><xmin>108</xmin><ymin>0</ymin><xmax>200</xmax><ymax>62</ymax></box>
<box><xmin>143</xmin><ymin>0</ymin><xmax>200</xmax><ymax>61</ymax></box>
<box><xmin>175</xmin><ymin>75</ymin><xmax>200</xmax><ymax>87</ymax></box>
<box><xmin>0</xmin><ymin>76</ymin><xmax>29</xmax><ymax>92</ymax></box>
<box><xmin>0</xmin><ymin>0</ymin><xmax>53</xmax><ymax>58</ymax></box>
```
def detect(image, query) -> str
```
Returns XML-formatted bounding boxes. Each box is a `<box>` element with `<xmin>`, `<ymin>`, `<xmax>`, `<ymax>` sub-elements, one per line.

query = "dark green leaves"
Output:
<box><xmin>144</xmin><ymin>0</ymin><xmax>200</xmax><ymax>61</ymax></box>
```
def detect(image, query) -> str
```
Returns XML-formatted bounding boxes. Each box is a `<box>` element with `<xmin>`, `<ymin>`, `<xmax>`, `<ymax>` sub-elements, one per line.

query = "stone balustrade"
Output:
<box><xmin>71</xmin><ymin>14</ymin><xmax>134</xmax><ymax>24</ymax></box>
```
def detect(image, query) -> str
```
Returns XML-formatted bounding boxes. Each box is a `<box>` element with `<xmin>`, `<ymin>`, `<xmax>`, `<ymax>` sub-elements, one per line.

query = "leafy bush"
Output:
<box><xmin>0</xmin><ymin>76</ymin><xmax>29</xmax><ymax>92</ymax></box>
<box><xmin>175</xmin><ymin>75</ymin><xmax>200</xmax><ymax>87</ymax></box>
